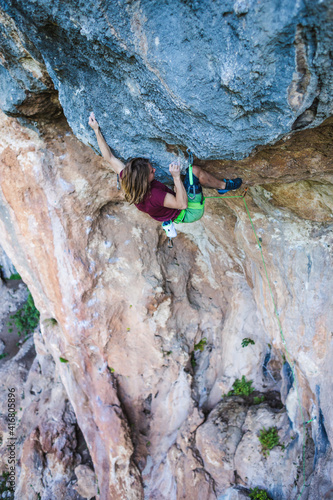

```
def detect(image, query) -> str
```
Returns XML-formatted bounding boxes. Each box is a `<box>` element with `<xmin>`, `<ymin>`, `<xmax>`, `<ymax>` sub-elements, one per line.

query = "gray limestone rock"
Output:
<box><xmin>0</xmin><ymin>6</ymin><xmax>61</xmax><ymax>118</ymax></box>
<box><xmin>196</xmin><ymin>397</ymin><xmax>248</xmax><ymax>493</ymax></box>
<box><xmin>0</xmin><ymin>0</ymin><xmax>332</xmax><ymax>173</ymax></box>
<box><xmin>0</xmin><ymin>245</ymin><xmax>16</xmax><ymax>279</ymax></box>
<box><xmin>196</xmin><ymin>396</ymin><xmax>307</xmax><ymax>499</ymax></box>
<box><xmin>302</xmin><ymin>449</ymin><xmax>333</xmax><ymax>500</ymax></box>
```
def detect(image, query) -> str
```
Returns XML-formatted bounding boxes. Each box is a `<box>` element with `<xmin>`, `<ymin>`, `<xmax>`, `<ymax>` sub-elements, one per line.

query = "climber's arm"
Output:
<box><xmin>88</xmin><ymin>112</ymin><xmax>124</xmax><ymax>175</ymax></box>
<box><xmin>94</xmin><ymin>128</ymin><xmax>124</xmax><ymax>174</ymax></box>
<box><xmin>163</xmin><ymin>163</ymin><xmax>188</xmax><ymax>210</ymax></box>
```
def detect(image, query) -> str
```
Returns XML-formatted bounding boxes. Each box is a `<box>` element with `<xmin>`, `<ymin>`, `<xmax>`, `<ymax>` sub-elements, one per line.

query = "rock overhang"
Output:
<box><xmin>0</xmin><ymin>0</ymin><xmax>332</xmax><ymax>177</ymax></box>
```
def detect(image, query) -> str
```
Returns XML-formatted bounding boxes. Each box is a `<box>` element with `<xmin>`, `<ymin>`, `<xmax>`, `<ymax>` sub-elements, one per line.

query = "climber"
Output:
<box><xmin>88</xmin><ymin>111</ymin><xmax>242</xmax><ymax>226</ymax></box>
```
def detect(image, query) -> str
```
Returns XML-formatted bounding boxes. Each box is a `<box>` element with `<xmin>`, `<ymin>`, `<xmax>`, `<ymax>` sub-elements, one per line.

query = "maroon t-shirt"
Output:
<box><xmin>120</xmin><ymin>170</ymin><xmax>181</xmax><ymax>222</ymax></box>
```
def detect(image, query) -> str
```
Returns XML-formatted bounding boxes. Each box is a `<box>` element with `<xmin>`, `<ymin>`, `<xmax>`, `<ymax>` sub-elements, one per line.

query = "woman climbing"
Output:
<box><xmin>88</xmin><ymin>112</ymin><xmax>242</xmax><ymax>228</ymax></box>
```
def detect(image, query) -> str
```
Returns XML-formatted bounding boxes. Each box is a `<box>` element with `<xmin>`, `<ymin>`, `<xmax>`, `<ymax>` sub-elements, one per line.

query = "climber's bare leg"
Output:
<box><xmin>192</xmin><ymin>165</ymin><xmax>226</xmax><ymax>190</ymax></box>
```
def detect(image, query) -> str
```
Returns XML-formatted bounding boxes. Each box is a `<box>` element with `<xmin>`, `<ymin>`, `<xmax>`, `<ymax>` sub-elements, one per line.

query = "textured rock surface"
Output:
<box><xmin>0</xmin><ymin>332</ymin><xmax>95</xmax><ymax>500</ymax></box>
<box><xmin>0</xmin><ymin>275</ymin><xmax>96</xmax><ymax>499</ymax></box>
<box><xmin>0</xmin><ymin>1</ymin><xmax>333</xmax><ymax>498</ymax></box>
<box><xmin>0</xmin><ymin>6</ymin><xmax>61</xmax><ymax>118</ymax></box>
<box><xmin>73</xmin><ymin>464</ymin><xmax>98</xmax><ymax>499</ymax></box>
<box><xmin>0</xmin><ymin>0</ymin><xmax>333</xmax><ymax>169</ymax></box>
<box><xmin>0</xmin><ymin>244</ymin><xmax>16</xmax><ymax>278</ymax></box>
<box><xmin>13</xmin><ymin>347</ymin><xmax>83</xmax><ymax>500</ymax></box>
<box><xmin>0</xmin><ymin>109</ymin><xmax>332</xmax><ymax>498</ymax></box>
<box><xmin>0</xmin><ymin>275</ymin><xmax>28</xmax><ymax>363</ymax></box>
<box><xmin>233</xmin><ymin>405</ymin><xmax>299</xmax><ymax>498</ymax></box>
<box><xmin>0</xmin><ymin>111</ymin><xmax>143</xmax><ymax>499</ymax></box>
<box><xmin>196</xmin><ymin>396</ymin><xmax>302</xmax><ymax>498</ymax></box>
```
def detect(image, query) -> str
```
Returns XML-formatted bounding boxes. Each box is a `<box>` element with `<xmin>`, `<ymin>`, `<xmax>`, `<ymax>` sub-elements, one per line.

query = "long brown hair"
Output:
<box><xmin>121</xmin><ymin>157</ymin><xmax>151</xmax><ymax>204</ymax></box>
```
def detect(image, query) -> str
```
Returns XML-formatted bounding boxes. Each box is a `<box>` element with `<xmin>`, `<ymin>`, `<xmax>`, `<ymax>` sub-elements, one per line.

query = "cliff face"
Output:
<box><xmin>0</xmin><ymin>1</ymin><xmax>333</xmax><ymax>500</ymax></box>
<box><xmin>1</xmin><ymin>0</ymin><xmax>333</xmax><ymax>168</ymax></box>
<box><xmin>0</xmin><ymin>111</ymin><xmax>332</xmax><ymax>499</ymax></box>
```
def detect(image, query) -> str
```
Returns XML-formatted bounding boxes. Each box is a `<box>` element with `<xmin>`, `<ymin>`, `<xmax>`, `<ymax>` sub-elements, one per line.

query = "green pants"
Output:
<box><xmin>174</xmin><ymin>192</ymin><xmax>205</xmax><ymax>224</ymax></box>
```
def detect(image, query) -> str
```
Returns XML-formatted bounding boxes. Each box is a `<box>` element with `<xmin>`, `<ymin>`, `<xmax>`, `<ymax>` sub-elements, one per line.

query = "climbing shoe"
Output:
<box><xmin>217</xmin><ymin>177</ymin><xmax>242</xmax><ymax>194</ymax></box>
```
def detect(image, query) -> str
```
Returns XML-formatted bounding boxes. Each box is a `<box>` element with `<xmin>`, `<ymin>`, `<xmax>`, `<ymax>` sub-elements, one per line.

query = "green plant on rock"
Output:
<box><xmin>7</xmin><ymin>292</ymin><xmax>40</xmax><ymax>337</ymax></box>
<box><xmin>194</xmin><ymin>337</ymin><xmax>207</xmax><ymax>352</ymax></box>
<box><xmin>9</xmin><ymin>272</ymin><xmax>21</xmax><ymax>280</ymax></box>
<box><xmin>241</xmin><ymin>337</ymin><xmax>255</xmax><ymax>348</ymax></box>
<box><xmin>228</xmin><ymin>376</ymin><xmax>254</xmax><ymax>397</ymax></box>
<box><xmin>249</xmin><ymin>486</ymin><xmax>272</xmax><ymax>500</ymax></box>
<box><xmin>0</xmin><ymin>472</ymin><xmax>14</xmax><ymax>498</ymax></box>
<box><xmin>253</xmin><ymin>395</ymin><xmax>265</xmax><ymax>405</ymax></box>
<box><xmin>258</xmin><ymin>426</ymin><xmax>280</xmax><ymax>457</ymax></box>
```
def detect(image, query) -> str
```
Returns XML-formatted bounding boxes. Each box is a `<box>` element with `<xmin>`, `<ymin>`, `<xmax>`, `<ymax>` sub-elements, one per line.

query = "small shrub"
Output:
<box><xmin>7</xmin><ymin>292</ymin><xmax>40</xmax><ymax>336</ymax></box>
<box><xmin>191</xmin><ymin>352</ymin><xmax>196</xmax><ymax>368</ymax></box>
<box><xmin>249</xmin><ymin>487</ymin><xmax>272</xmax><ymax>500</ymax></box>
<box><xmin>0</xmin><ymin>472</ymin><xmax>14</xmax><ymax>498</ymax></box>
<box><xmin>253</xmin><ymin>395</ymin><xmax>265</xmax><ymax>405</ymax></box>
<box><xmin>59</xmin><ymin>357</ymin><xmax>69</xmax><ymax>363</ymax></box>
<box><xmin>0</xmin><ymin>353</ymin><xmax>8</xmax><ymax>360</ymax></box>
<box><xmin>258</xmin><ymin>426</ymin><xmax>280</xmax><ymax>456</ymax></box>
<box><xmin>9</xmin><ymin>272</ymin><xmax>21</xmax><ymax>280</ymax></box>
<box><xmin>241</xmin><ymin>338</ymin><xmax>255</xmax><ymax>348</ymax></box>
<box><xmin>228</xmin><ymin>376</ymin><xmax>254</xmax><ymax>397</ymax></box>
<box><xmin>194</xmin><ymin>337</ymin><xmax>207</xmax><ymax>352</ymax></box>
<box><xmin>108</xmin><ymin>366</ymin><xmax>115</xmax><ymax>373</ymax></box>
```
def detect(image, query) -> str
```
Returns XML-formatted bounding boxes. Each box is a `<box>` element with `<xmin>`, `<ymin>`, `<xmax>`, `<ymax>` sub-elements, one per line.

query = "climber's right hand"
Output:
<box><xmin>88</xmin><ymin>112</ymin><xmax>99</xmax><ymax>131</ymax></box>
<box><xmin>169</xmin><ymin>162</ymin><xmax>181</xmax><ymax>179</ymax></box>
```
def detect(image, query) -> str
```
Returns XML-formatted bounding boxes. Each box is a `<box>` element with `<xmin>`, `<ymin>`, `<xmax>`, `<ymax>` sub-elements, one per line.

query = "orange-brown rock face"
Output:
<box><xmin>0</xmin><ymin>112</ymin><xmax>143</xmax><ymax>499</ymax></box>
<box><xmin>0</xmin><ymin>110</ymin><xmax>332</xmax><ymax>499</ymax></box>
